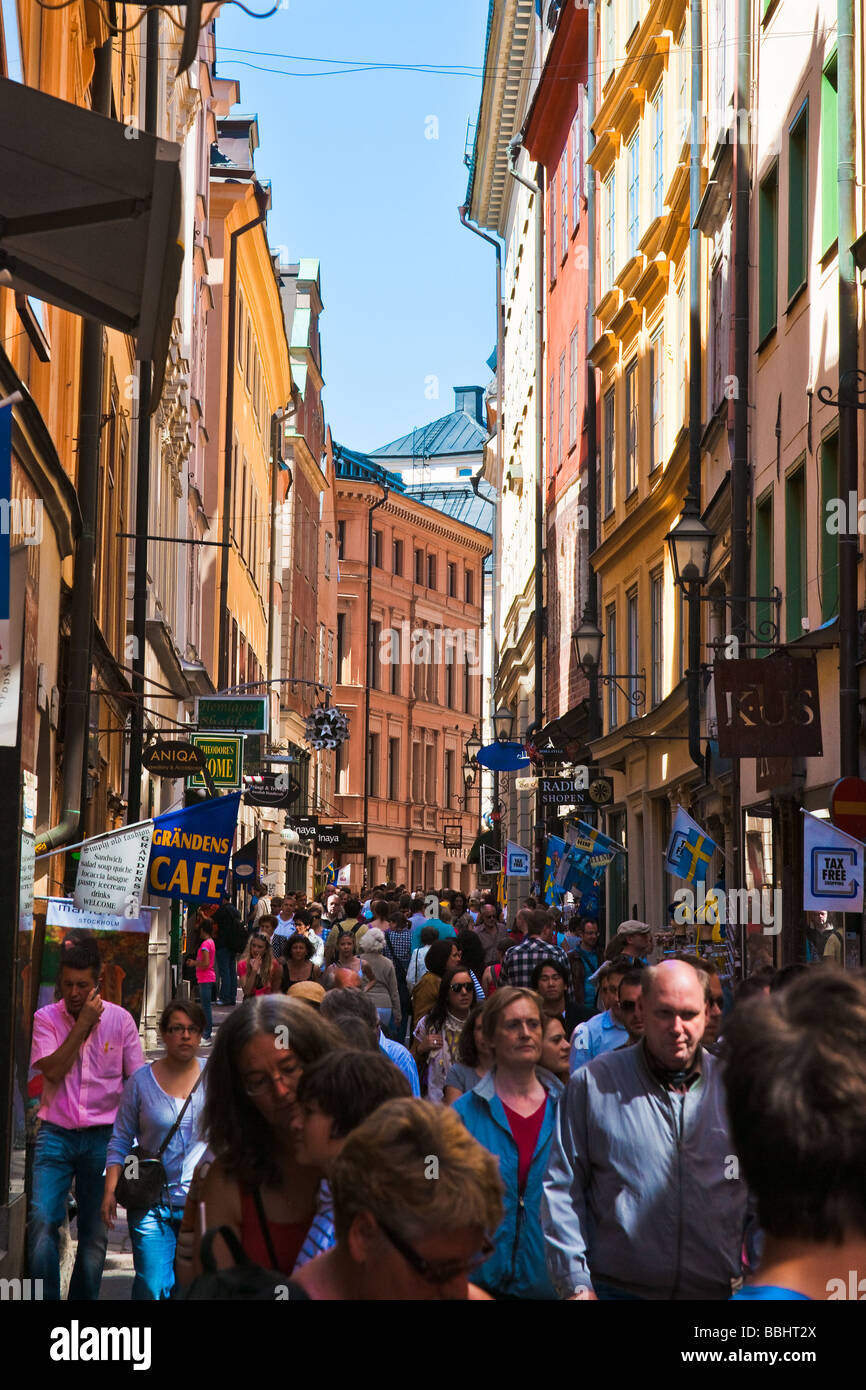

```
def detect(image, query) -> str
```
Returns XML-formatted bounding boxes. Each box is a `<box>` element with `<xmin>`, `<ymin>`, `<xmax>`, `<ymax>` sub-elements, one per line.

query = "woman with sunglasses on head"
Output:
<box><xmin>175</xmin><ymin>997</ymin><xmax>344</xmax><ymax>1287</ymax></box>
<box><xmin>102</xmin><ymin>1001</ymin><xmax>208</xmax><ymax>1300</ymax></box>
<box><xmin>238</xmin><ymin>931</ymin><xmax>283</xmax><ymax>998</ymax></box>
<box><xmin>412</xmin><ymin>965</ymin><xmax>476</xmax><ymax>1103</ymax></box>
<box><xmin>453</xmin><ymin>987</ymin><xmax>562</xmax><ymax>1300</ymax></box>
<box><xmin>281</xmin><ymin>933</ymin><xmax>323</xmax><ymax>990</ymax></box>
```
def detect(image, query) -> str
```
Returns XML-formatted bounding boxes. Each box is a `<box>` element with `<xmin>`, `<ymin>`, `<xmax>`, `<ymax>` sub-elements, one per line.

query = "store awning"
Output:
<box><xmin>531</xmin><ymin>700</ymin><xmax>592</xmax><ymax>762</ymax></box>
<box><xmin>0</xmin><ymin>77</ymin><xmax>183</xmax><ymax>404</ymax></box>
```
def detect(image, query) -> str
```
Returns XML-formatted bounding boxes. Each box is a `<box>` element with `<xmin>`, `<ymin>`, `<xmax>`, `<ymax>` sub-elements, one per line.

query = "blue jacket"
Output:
<box><xmin>453</xmin><ymin>1068</ymin><xmax>562</xmax><ymax>1299</ymax></box>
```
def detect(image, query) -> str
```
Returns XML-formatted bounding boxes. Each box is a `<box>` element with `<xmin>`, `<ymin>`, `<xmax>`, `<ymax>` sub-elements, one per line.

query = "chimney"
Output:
<box><xmin>454</xmin><ymin>386</ymin><xmax>485</xmax><ymax>426</ymax></box>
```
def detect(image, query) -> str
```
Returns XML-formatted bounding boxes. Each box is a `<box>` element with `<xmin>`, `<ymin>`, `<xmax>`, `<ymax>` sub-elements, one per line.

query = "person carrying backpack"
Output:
<box><xmin>214</xmin><ymin>895</ymin><xmax>247</xmax><ymax>1005</ymax></box>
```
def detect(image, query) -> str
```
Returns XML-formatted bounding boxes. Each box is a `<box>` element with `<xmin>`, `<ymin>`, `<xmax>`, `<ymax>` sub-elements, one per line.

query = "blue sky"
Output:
<box><xmin>214</xmin><ymin>0</ymin><xmax>494</xmax><ymax>452</ymax></box>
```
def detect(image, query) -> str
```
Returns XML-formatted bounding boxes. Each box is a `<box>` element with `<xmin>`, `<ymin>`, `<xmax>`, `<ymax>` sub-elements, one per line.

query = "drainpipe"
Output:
<box><xmin>585</xmin><ymin>3</ymin><xmax>600</xmax><ymax>744</ymax></box>
<box><xmin>837</xmin><ymin>0</ymin><xmax>859</xmax><ymax>776</ymax></box>
<box><xmin>362</xmin><ymin>484</ymin><xmax>389</xmax><ymax>892</ymax></box>
<box><xmin>35</xmin><ymin>33</ymin><xmax>114</xmax><ymax>852</ymax></box>
<box><xmin>686</xmin><ymin>0</ymin><xmax>704</xmax><ymax>774</ymax></box>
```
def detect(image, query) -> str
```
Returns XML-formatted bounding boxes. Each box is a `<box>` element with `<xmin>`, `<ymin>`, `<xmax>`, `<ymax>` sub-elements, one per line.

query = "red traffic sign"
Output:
<box><xmin>830</xmin><ymin>777</ymin><xmax>866</xmax><ymax>841</ymax></box>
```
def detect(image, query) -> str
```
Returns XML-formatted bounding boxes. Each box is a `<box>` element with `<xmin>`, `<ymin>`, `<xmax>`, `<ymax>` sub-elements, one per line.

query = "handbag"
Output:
<box><xmin>115</xmin><ymin>1070</ymin><xmax>203</xmax><ymax>1212</ymax></box>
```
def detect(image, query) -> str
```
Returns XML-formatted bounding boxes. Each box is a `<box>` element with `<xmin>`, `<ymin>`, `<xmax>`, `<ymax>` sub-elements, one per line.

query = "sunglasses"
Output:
<box><xmin>377</xmin><ymin>1219</ymin><xmax>493</xmax><ymax>1285</ymax></box>
<box><xmin>618</xmin><ymin>1000</ymin><xmax>638</xmax><ymax>1012</ymax></box>
<box><xmin>451</xmin><ymin>982</ymin><xmax>474</xmax><ymax>994</ymax></box>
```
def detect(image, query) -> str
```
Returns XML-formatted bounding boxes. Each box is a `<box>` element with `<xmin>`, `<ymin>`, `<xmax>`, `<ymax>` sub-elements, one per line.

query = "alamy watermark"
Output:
<box><xmin>0</xmin><ymin>497</ymin><xmax>42</xmax><ymax>545</ymax></box>
<box><xmin>673</xmin><ymin>884</ymin><xmax>782</xmax><ymax>934</ymax></box>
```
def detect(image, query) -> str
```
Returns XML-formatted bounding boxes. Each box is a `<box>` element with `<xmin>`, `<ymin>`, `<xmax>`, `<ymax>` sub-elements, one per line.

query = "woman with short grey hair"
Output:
<box><xmin>359</xmin><ymin>928</ymin><xmax>402</xmax><ymax>1035</ymax></box>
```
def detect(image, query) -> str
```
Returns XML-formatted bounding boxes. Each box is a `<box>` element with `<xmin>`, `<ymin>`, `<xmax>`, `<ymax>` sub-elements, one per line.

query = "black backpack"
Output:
<box><xmin>177</xmin><ymin>1226</ymin><xmax>309</xmax><ymax>1301</ymax></box>
<box><xmin>217</xmin><ymin>906</ymin><xmax>248</xmax><ymax>954</ymax></box>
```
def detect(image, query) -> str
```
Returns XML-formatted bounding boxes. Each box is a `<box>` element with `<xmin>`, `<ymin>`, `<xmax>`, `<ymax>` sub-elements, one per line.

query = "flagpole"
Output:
<box><xmin>35</xmin><ymin>817</ymin><xmax>155</xmax><ymax>861</ymax></box>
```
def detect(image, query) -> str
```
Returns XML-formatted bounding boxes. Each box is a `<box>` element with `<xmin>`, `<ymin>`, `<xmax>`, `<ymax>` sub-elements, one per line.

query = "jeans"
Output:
<box><xmin>199</xmin><ymin>982</ymin><xmax>214</xmax><ymax>1037</ymax></box>
<box><xmin>376</xmin><ymin>1008</ymin><xmax>393</xmax><ymax>1031</ymax></box>
<box><xmin>216</xmin><ymin>948</ymin><xmax>237</xmax><ymax>1004</ymax></box>
<box><xmin>127</xmin><ymin>1204</ymin><xmax>185</xmax><ymax>1300</ymax></box>
<box><xmin>28</xmin><ymin>1121</ymin><xmax>112</xmax><ymax>1301</ymax></box>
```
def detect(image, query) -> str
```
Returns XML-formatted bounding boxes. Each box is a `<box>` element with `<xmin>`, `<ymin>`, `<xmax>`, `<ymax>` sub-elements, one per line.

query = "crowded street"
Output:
<box><xmin>1</xmin><ymin>0</ymin><xmax>865</xmax><ymax>1365</ymax></box>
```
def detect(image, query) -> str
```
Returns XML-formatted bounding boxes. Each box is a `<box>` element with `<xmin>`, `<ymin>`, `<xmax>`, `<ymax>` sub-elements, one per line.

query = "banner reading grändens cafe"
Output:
<box><xmin>147</xmin><ymin>791</ymin><xmax>242</xmax><ymax>902</ymax></box>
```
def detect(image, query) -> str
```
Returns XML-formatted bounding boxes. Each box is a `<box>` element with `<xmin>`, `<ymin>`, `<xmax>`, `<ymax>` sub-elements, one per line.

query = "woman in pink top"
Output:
<box><xmin>238</xmin><ymin>933</ymin><xmax>283</xmax><ymax>998</ymax></box>
<box><xmin>187</xmin><ymin>915</ymin><xmax>216</xmax><ymax>1041</ymax></box>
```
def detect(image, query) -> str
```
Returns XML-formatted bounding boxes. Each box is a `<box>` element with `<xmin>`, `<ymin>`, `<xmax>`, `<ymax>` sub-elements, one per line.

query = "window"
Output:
<box><xmin>444</xmin><ymin>750</ymin><xmax>455</xmax><ymax>808</ymax></box>
<box><xmin>427</xmin><ymin>555</ymin><xmax>436</xmax><ymax>590</ymax></box>
<box><xmin>367</xmin><ymin>733</ymin><xmax>380</xmax><ymax>799</ymax></box>
<box><xmin>604</xmin><ymin>171</ymin><xmax>616</xmax><ymax>293</ymax></box>
<box><xmin>558</xmin><ymin>352</ymin><xmax>566</xmax><ymax>466</ymax></box>
<box><xmin>676</xmin><ymin>275</ymin><xmax>687</xmax><ymax>425</ymax></box>
<box><xmin>412</xmin><ymin>743</ymin><xmax>422</xmax><ymax>801</ymax></box>
<box><xmin>785</xmin><ymin>463</ymin><xmax>806</xmax><ymax>642</ymax></box>
<box><xmin>652</xmin><ymin>85</ymin><xmax>664</xmax><ymax>218</ymax></box>
<box><xmin>627</xmin><ymin>132</ymin><xmax>640</xmax><ymax>260</ymax></box>
<box><xmin>335</xmin><ymin>738</ymin><xmax>349</xmax><ymax>795</ymax></box>
<box><xmin>604</xmin><ymin>386</ymin><xmax>616</xmax><ymax>515</ymax></box>
<box><xmin>414</xmin><ymin>548</ymin><xmax>424</xmax><ymax>584</ymax></box>
<box><xmin>677</xmin><ymin>583</ymin><xmax>687</xmax><ymax>681</ymax></box>
<box><xmin>821</xmin><ymin>51</ymin><xmax>838</xmax><ymax>253</ymax></box>
<box><xmin>388</xmin><ymin>738</ymin><xmax>400</xmax><ymax>801</ymax></box>
<box><xmin>787</xmin><ymin>100</ymin><xmax>809</xmax><ymax>299</ymax></box>
<box><xmin>337</xmin><ymin>611</ymin><xmax>348</xmax><ymax>683</ymax></box>
<box><xmin>709</xmin><ymin>258</ymin><xmax>725</xmax><ymax>412</ymax></box>
<box><xmin>571</xmin><ymin>110</ymin><xmax>580</xmax><ymax>229</ymax></box>
<box><xmin>392</xmin><ymin>537</ymin><xmax>403</xmax><ymax>575</ymax></box>
<box><xmin>628</xmin><ymin>0</ymin><xmax>640</xmax><ymax>36</ymax></box>
<box><xmin>447</xmin><ymin>562</ymin><xmax>457</xmax><ymax>597</ymax></box>
<box><xmin>324</xmin><ymin>532</ymin><xmax>332</xmax><ymax>579</ymax></box>
<box><xmin>425</xmin><ymin>744</ymin><xmax>436</xmax><ymax>804</ymax></box>
<box><xmin>369</xmin><ymin>620</ymin><xmax>381</xmax><ymax>690</ymax></box>
<box><xmin>550</xmin><ymin>168</ymin><xmax>558</xmax><ymax>278</ymax></box>
<box><xmin>445</xmin><ymin>660</ymin><xmax>454</xmax><ymax>708</ymax></box>
<box><xmin>625</xmin><ymin>360</ymin><xmax>638</xmax><ymax>495</ymax></box>
<box><xmin>371</xmin><ymin>529</ymin><xmax>383</xmax><ymax>568</ymax></box>
<box><xmin>755</xmin><ymin>492</ymin><xmax>773</xmax><ymax>656</ymax></box>
<box><xmin>569</xmin><ymin>328</ymin><xmax>579</xmax><ymax>447</ymax></box>
<box><xmin>651</xmin><ymin>569</ymin><xmax>664</xmax><ymax>706</ymax></box>
<box><xmin>327</xmin><ymin>632</ymin><xmax>334</xmax><ymax>688</ymax></box>
<box><xmin>677</xmin><ymin>25</ymin><xmax>688</xmax><ymax>144</ymax></box>
<box><xmin>465</xmin><ymin>569</ymin><xmax>474</xmax><ymax>604</ymax></box>
<box><xmin>560</xmin><ymin>153</ymin><xmax>568</xmax><ymax>253</ymax></box>
<box><xmin>606</xmin><ymin>606</ymin><xmax>618</xmax><ymax>730</ymax></box>
<box><xmin>604</xmin><ymin>0</ymin><xmax>615</xmax><ymax>83</ymax></box>
<box><xmin>758</xmin><ymin>163</ymin><xmax>779</xmax><ymax>342</ymax></box>
<box><xmin>463</xmin><ymin>660</ymin><xmax>472</xmax><ymax>715</ymax></box>
<box><xmin>237</xmin><ymin>293</ymin><xmax>245</xmax><ymax>369</ymax></box>
<box><xmin>549</xmin><ymin>373</ymin><xmax>556</xmax><ymax>470</ymax></box>
<box><xmin>390</xmin><ymin>625</ymin><xmax>401</xmax><ymax>695</ymax></box>
<box><xmin>820</xmin><ymin>434</ymin><xmax>839</xmax><ymax>621</ymax></box>
<box><xmin>650</xmin><ymin>327</ymin><xmax>664</xmax><ymax>470</ymax></box>
<box><xmin>627</xmin><ymin>588</ymin><xmax>639</xmax><ymax>716</ymax></box>
<box><xmin>337</xmin><ymin>520</ymin><xmax>346</xmax><ymax>559</ymax></box>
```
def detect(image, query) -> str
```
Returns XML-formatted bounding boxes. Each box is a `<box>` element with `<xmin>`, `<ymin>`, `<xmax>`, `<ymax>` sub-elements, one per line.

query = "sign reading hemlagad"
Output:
<box><xmin>73</xmin><ymin>822</ymin><xmax>154</xmax><ymax>917</ymax></box>
<box><xmin>148</xmin><ymin>791</ymin><xmax>242</xmax><ymax>901</ymax></box>
<box><xmin>803</xmin><ymin>810</ymin><xmax>864</xmax><ymax>913</ymax></box>
<box><xmin>188</xmin><ymin>734</ymin><xmax>243</xmax><ymax>789</ymax></box>
<box><xmin>506</xmin><ymin>840</ymin><xmax>531</xmax><ymax>877</ymax></box>
<box><xmin>195</xmin><ymin>695</ymin><xmax>268</xmax><ymax>735</ymax></box>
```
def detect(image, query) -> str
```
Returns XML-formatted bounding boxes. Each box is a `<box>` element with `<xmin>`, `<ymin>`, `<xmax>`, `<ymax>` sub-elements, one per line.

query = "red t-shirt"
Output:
<box><xmin>501</xmin><ymin>1099</ymin><xmax>547</xmax><ymax>1193</ymax></box>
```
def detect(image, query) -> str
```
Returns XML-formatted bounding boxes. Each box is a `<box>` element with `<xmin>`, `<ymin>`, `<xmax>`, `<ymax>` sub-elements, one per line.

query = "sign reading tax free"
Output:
<box><xmin>188</xmin><ymin>734</ymin><xmax>244</xmax><ymax>789</ymax></box>
<box><xmin>195</xmin><ymin>695</ymin><xmax>268</xmax><ymax>734</ymax></box>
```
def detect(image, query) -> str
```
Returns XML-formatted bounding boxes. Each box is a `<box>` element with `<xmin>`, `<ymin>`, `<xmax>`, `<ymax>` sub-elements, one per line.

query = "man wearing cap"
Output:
<box><xmin>568</xmin><ymin>956</ymin><xmax>631</xmax><ymax>1071</ymax></box>
<box><xmin>604</xmin><ymin>920</ymin><xmax>653</xmax><ymax>965</ymax></box>
<box><xmin>543</xmin><ymin>959</ymin><xmax>746</xmax><ymax>1300</ymax></box>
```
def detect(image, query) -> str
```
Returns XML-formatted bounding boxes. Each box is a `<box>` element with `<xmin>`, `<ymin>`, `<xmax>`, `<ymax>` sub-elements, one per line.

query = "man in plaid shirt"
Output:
<box><xmin>501</xmin><ymin>908</ymin><xmax>576</xmax><ymax>1003</ymax></box>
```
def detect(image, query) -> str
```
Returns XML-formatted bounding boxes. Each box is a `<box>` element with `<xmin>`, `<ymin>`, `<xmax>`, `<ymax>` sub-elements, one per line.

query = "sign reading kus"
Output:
<box><xmin>714</xmin><ymin>656</ymin><xmax>822</xmax><ymax>758</ymax></box>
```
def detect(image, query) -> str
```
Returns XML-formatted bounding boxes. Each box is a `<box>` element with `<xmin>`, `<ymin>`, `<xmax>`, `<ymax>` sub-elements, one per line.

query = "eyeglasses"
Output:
<box><xmin>450</xmin><ymin>982</ymin><xmax>474</xmax><ymax>994</ymax></box>
<box><xmin>242</xmin><ymin>1060</ymin><xmax>301</xmax><ymax>1097</ymax></box>
<box><xmin>377</xmin><ymin>1219</ymin><xmax>494</xmax><ymax>1285</ymax></box>
<box><xmin>165</xmin><ymin>1023</ymin><xmax>202</xmax><ymax>1036</ymax></box>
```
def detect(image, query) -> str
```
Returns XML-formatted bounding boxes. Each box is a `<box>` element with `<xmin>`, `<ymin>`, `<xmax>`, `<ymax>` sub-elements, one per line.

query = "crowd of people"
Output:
<box><xmin>26</xmin><ymin>881</ymin><xmax>866</xmax><ymax>1304</ymax></box>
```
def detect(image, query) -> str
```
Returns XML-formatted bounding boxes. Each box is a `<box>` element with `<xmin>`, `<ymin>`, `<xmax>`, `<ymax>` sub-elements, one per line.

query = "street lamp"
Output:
<box><xmin>462</xmin><ymin>758</ymin><xmax>477</xmax><ymax>790</ymax></box>
<box><xmin>572</xmin><ymin>613</ymin><xmax>603</xmax><ymax>675</ymax></box>
<box><xmin>465</xmin><ymin>725</ymin><xmax>482</xmax><ymax>763</ymax></box>
<box><xmin>665</xmin><ymin>503</ymin><xmax>714</xmax><ymax>589</ymax></box>
<box><xmin>493</xmin><ymin>704</ymin><xmax>515</xmax><ymax>742</ymax></box>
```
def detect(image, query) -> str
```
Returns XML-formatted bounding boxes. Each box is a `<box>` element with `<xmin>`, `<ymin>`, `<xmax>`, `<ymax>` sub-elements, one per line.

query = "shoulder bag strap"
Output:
<box><xmin>156</xmin><ymin>1068</ymin><xmax>205</xmax><ymax>1159</ymax></box>
<box><xmin>252</xmin><ymin>1185</ymin><xmax>281</xmax><ymax>1271</ymax></box>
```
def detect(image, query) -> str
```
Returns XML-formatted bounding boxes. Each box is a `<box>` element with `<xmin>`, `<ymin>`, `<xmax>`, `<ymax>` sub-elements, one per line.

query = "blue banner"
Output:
<box><xmin>0</xmin><ymin>403</ymin><xmax>11</xmax><ymax>621</ymax></box>
<box><xmin>148</xmin><ymin>792</ymin><xmax>242</xmax><ymax>901</ymax></box>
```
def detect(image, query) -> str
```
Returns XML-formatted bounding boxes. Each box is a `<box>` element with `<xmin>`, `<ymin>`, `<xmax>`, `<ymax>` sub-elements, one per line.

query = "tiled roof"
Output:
<box><xmin>404</xmin><ymin>480</ymin><xmax>494</xmax><ymax>535</ymax></box>
<box><xmin>371</xmin><ymin>409</ymin><xmax>488</xmax><ymax>460</ymax></box>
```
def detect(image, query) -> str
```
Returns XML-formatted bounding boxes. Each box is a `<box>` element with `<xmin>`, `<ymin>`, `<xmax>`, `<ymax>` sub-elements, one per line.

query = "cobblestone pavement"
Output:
<box><xmin>97</xmin><ymin>1000</ymin><xmax>232</xmax><ymax>1301</ymax></box>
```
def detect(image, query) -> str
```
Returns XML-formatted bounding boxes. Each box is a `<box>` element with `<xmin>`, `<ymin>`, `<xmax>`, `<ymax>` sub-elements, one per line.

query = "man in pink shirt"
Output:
<box><xmin>29</xmin><ymin>937</ymin><xmax>145</xmax><ymax>1300</ymax></box>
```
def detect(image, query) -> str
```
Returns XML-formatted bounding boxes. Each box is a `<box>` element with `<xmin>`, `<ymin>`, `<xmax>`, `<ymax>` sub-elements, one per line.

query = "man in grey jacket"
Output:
<box><xmin>542</xmin><ymin>959</ymin><xmax>746</xmax><ymax>1300</ymax></box>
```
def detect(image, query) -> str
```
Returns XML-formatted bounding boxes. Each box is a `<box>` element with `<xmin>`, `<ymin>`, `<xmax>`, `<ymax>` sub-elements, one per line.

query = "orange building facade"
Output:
<box><xmin>330</xmin><ymin>447</ymin><xmax>490</xmax><ymax>893</ymax></box>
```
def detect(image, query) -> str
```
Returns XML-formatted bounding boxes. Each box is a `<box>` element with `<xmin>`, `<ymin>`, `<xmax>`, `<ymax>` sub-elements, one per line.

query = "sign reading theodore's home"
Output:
<box><xmin>713</xmin><ymin>656</ymin><xmax>822</xmax><ymax>758</ymax></box>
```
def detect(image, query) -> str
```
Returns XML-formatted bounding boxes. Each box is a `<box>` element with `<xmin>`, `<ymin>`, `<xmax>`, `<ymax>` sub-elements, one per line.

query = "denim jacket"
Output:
<box><xmin>453</xmin><ymin>1068</ymin><xmax>562</xmax><ymax>1299</ymax></box>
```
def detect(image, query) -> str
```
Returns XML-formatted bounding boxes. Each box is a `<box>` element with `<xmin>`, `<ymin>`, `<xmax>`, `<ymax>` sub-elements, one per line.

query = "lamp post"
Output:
<box><xmin>493</xmin><ymin>704</ymin><xmax>516</xmax><ymax>743</ymax></box>
<box><xmin>572</xmin><ymin>608</ymin><xmax>647</xmax><ymax>714</ymax></box>
<box><xmin>665</xmin><ymin>502</ymin><xmax>714</xmax><ymax>772</ymax></box>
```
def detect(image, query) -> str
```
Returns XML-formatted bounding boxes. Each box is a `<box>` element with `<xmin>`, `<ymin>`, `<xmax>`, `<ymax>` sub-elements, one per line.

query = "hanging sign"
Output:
<box><xmin>73</xmin><ymin>821</ymin><xmax>155</xmax><ymax>917</ymax></box>
<box><xmin>188</xmin><ymin>734</ymin><xmax>244</xmax><ymax>790</ymax></box>
<box><xmin>506</xmin><ymin>840</ymin><xmax>531</xmax><ymax>877</ymax></box>
<box><xmin>803</xmin><ymin>810</ymin><xmax>864</xmax><ymax>913</ymax></box>
<box><xmin>479</xmin><ymin>844</ymin><xmax>503</xmax><ymax>875</ymax></box>
<box><xmin>195</xmin><ymin>695</ymin><xmax>268</xmax><ymax>734</ymax></box>
<box><xmin>148</xmin><ymin>791</ymin><xmax>242</xmax><ymax>901</ymax></box>
<box><xmin>713</xmin><ymin>656</ymin><xmax>822</xmax><ymax>758</ymax></box>
<box><xmin>143</xmin><ymin>740</ymin><xmax>207</xmax><ymax>777</ymax></box>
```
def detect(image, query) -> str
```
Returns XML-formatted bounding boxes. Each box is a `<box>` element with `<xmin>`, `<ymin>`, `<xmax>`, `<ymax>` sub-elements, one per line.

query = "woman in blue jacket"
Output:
<box><xmin>453</xmin><ymin>986</ymin><xmax>562</xmax><ymax>1299</ymax></box>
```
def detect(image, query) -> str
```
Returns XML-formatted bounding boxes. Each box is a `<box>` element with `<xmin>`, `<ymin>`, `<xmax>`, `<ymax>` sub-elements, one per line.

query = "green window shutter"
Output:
<box><xmin>785</xmin><ymin>466</ymin><xmax>806</xmax><ymax>642</ymax></box>
<box><xmin>820</xmin><ymin>433</ymin><xmax>839</xmax><ymax>621</ymax></box>
<box><xmin>787</xmin><ymin>101</ymin><xmax>808</xmax><ymax>298</ymax></box>
<box><xmin>755</xmin><ymin>493</ymin><xmax>773</xmax><ymax>655</ymax></box>
<box><xmin>821</xmin><ymin>52</ymin><xmax>838</xmax><ymax>254</ymax></box>
<box><xmin>758</xmin><ymin>166</ymin><xmax>778</xmax><ymax>342</ymax></box>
